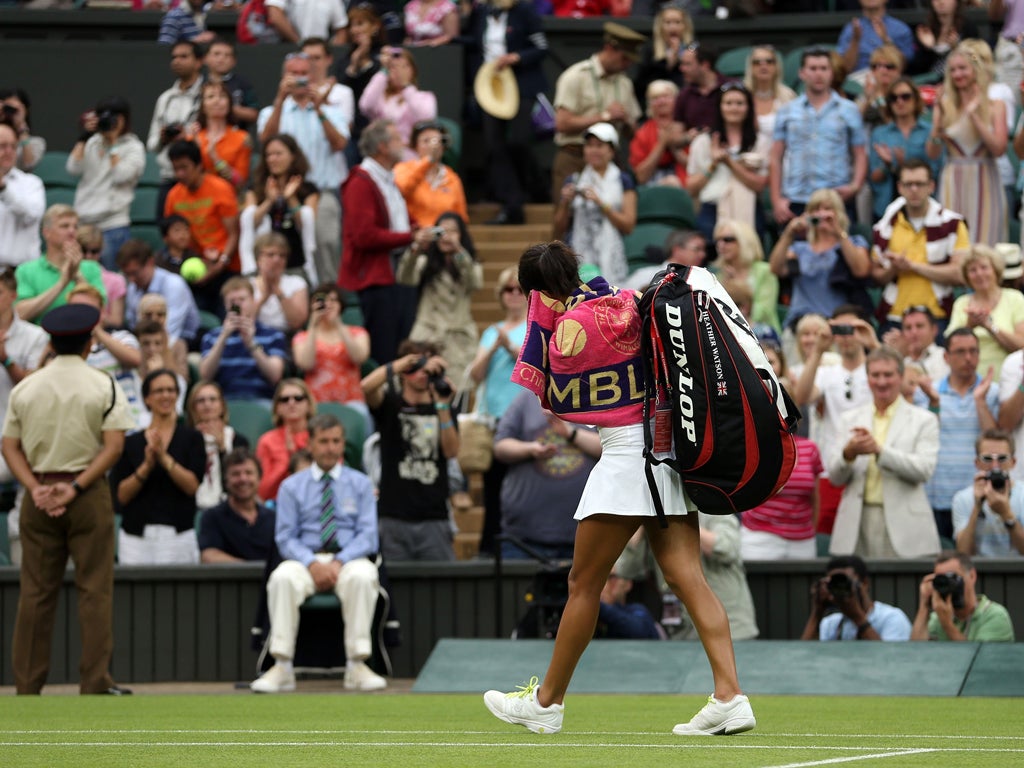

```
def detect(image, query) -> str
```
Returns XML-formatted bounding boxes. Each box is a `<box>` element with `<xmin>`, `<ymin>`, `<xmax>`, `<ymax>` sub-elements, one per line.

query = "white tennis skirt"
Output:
<box><xmin>575</xmin><ymin>424</ymin><xmax>695</xmax><ymax>520</ymax></box>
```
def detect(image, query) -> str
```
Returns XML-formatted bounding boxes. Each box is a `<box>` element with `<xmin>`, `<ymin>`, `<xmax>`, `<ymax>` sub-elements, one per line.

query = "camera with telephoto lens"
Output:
<box><xmin>986</xmin><ymin>468</ymin><xmax>1008</xmax><ymax>491</ymax></box>
<box><xmin>96</xmin><ymin>110</ymin><xmax>117</xmax><ymax>132</ymax></box>
<box><xmin>408</xmin><ymin>356</ymin><xmax>452</xmax><ymax>398</ymax></box>
<box><xmin>932</xmin><ymin>572</ymin><xmax>965</xmax><ymax>609</ymax></box>
<box><xmin>826</xmin><ymin>572</ymin><xmax>858</xmax><ymax>600</ymax></box>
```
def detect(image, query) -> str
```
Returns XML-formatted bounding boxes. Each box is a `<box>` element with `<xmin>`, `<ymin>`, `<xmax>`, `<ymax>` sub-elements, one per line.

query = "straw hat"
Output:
<box><xmin>474</xmin><ymin>60</ymin><xmax>519</xmax><ymax>120</ymax></box>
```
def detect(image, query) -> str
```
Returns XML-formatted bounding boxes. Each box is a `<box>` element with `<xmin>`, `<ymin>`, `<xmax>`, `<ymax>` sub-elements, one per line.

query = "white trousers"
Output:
<box><xmin>315</xmin><ymin>191</ymin><xmax>342</xmax><ymax>284</ymax></box>
<box><xmin>267</xmin><ymin>554</ymin><xmax>379</xmax><ymax>662</ymax></box>
<box><xmin>739</xmin><ymin>527</ymin><xmax>816</xmax><ymax>560</ymax></box>
<box><xmin>118</xmin><ymin>525</ymin><xmax>199</xmax><ymax>565</ymax></box>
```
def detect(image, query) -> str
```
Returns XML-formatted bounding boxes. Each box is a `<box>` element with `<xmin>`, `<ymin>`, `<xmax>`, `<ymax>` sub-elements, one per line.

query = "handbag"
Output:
<box><xmin>454</xmin><ymin>377</ymin><xmax>496</xmax><ymax>474</ymax></box>
<box><xmin>531</xmin><ymin>93</ymin><xmax>556</xmax><ymax>139</ymax></box>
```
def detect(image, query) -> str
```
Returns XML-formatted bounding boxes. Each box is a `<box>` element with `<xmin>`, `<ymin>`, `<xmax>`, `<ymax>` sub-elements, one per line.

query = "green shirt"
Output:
<box><xmin>15</xmin><ymin>256</ymin><xmax>107</xmax><ymax>323</ymax></box>
<box><xmin>927</xmin><ymin>594</ymin><xmax>1015</xmax><ymax>642</ymax></box>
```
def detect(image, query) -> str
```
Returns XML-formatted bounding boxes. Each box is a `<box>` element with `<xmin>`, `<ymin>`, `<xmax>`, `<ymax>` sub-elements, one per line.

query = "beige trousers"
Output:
<box><xmin>267</xmin><ymin>554</ymin><xmax>379</xmax><ymax>662</ymax></box>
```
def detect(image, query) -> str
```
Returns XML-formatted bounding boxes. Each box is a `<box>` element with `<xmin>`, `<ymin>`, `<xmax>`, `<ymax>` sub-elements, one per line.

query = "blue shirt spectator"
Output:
<box><xmin>257</xmin><ymin>100</ymin><xmax>350</xmax><ymax>191</ymax></box>
<box><xmin>774</xmin><ymin>93</ymin><xmax>865</xmax><ymax>204</ymax></box>
<box><xmin>838</xmin><ymin>12</ymin><xmax>915</xmax><ymax>73</ymax></box>
<box><xmin>125</xmin><ymin>265</ymin><xmax>201</xmax><ymax>344</ymax></box>
<box><xmin>157</xmin><ymin>0</ymin><xmax>213</xmax><ymax>45</ymax></box>
<box><xmin>868</xmin><ymin>118</ymin><xmax>935</xmax><ymax>220</ymax></box>
<box><xmin>952</xmin><ymin>484</ymin><xmax>1024</xmax><ymax>558</ymax></box>
<box><xmin>819</xmin><ymin>600</ymin><xmax>912</xmax><ymax>640</ymax></box>
<box><xmin>274</xmin><ymin>462</ymin><xmax>378</xmax><ymax>567</ymax></box>
<box><xmin>200</xmin><ymin>321</ymin><xmax>289</xmax><ymax>401</ymax></box>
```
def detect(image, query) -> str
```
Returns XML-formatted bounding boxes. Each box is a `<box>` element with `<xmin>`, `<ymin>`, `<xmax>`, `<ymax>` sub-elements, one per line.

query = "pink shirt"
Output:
<box><xmin>741</xmin><ymin>436</ymin><xmax>822</xmax><ymax>541</ymax></box>
<box><xmin>101</xmin><ymin>269</ymin><xmax>127</xmax><ymax>325</ymax></box>
<box><xmin>357</xmin><ymin>71</ymin><xmax>438</xmax><ymax>156</ymax></box>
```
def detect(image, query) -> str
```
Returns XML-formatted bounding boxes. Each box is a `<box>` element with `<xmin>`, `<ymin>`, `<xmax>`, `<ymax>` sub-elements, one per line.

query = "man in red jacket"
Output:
<box><xmin>338</xmin><ymin>119</ymin><xmax>423</xmax><ymax>364</ymax></box>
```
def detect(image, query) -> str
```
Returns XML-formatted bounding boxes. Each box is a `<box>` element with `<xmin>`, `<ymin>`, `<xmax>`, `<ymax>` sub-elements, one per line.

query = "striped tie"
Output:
<box><xmin>318</xmin><ymin>474</ymin><xmax>337</xmax><ymax>552</ymax></box>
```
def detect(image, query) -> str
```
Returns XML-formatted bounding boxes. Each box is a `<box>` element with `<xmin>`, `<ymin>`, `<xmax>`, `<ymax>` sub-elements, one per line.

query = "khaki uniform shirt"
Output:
<box><xmin>553</xmin><ymin>54</ymin><xmax>642</xmax><ymax>147</ymax></box>
<box><xmin>2</xmin><ymin>355</ymin><xmax>135</xmax><ymax>473</ymax></box>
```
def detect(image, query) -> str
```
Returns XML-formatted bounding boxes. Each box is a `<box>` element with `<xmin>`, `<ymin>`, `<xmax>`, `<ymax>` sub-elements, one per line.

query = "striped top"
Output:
<box><xmin>741</xmin><ymin>436</ymin><xmax>822</xmax><ymax>541</ymax></box>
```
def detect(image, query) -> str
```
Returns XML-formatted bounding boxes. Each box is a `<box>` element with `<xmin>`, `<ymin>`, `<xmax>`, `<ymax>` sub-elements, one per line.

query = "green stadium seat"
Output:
<box><xmin>139</xmin><ymin>152</ymin><xmax>162</xmax><ymax>187</ymax></box>
<box><xmin>130</xmin><ymin>224</ymin><xmax>164</xmax><ymax>252</ymax></box>
<box><xmin>198</xmin><ymin>310</ymin><xmax>221</xmax><ymax>332</ymax></box>
<box><xmin>45</xmin><ymin>186</ymin><xmax>76</xmax><ymax>208</ymax></box>
<box><xmin>34</xmin><ymin>151</ymin><xmax>76</xmax><ymax>188</ymax></box>
<box><xmin>339</xmin><ymin>289</ymin><xmax>365</xmax><ymax>327</ymax></box>
<box><xmin>227</xmin><ymin>400</ymin><xmax>274</xmax><ymax>446</ymax></box>
<box><xmin>316</xmin><ymin>401</ymin><xmax>367</xmax><ymax>471</ymax></box>
<box><xmin>436</xmin><ymin>116</ymin><xmax>462</xmax><ymax>171</ymax></box>
<box><xmin>715</xmin><ymin>46</ymin><xmax>753</xmax><ymax>79</ymax></box>
<box><xmin>130</xmin><ymin>187</ymin><xmax>161</xmax><ymax>226</ymax></box>
<box><xmin>624</xmin><ymin>221</ymin><xmax>677</xmax><ymax>271</ymax></box>
<box><xmin>636</xmin><ymin>186</ymin><xmax>696</xmax><ymax>229</ymax></box>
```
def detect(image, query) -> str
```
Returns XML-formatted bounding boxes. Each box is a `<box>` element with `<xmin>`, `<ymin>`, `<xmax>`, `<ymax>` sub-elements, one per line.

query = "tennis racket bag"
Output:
<box><xmin>637</xmin><ymin>265</ymin><xmax>799</xmax><ymax>520</ymax></box>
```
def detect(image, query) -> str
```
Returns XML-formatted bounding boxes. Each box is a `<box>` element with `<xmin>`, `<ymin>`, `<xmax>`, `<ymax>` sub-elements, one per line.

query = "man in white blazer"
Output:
<box><xmin>828</xmin><ymin>346</ymin><xmax>941</xmax><ymax>558</ymax></box>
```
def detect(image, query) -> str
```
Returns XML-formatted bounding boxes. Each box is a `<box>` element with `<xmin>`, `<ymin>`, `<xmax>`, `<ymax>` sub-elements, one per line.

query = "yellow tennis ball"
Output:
<box><xmin>555</xmin><ymin>319</ymin><xmax>587</xmax><ymax>357</ymax></box>
<box><xmin>180</xmin><ymin>256</ymin><xmax>208</xmax><ymax>283</ymax></box>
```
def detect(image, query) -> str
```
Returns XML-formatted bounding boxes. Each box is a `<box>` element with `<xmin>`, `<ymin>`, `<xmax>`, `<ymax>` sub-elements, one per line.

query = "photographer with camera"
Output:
<box><xmin>68</xmin><ymin>97</ymin><xmax>145</xmax><ymax>271</ymax></box>
<box><xmin>361</xmin><ymin>339</ymin><xmax>458</xmax><ymax>561</ymax></box>
<box><xmin>146</xmin><ymin>41</ymin><xmax>203</xmax><ymax>219</ymax></box>
<box><xmin>951</xmin><ymin>429</ymin><xmax>1024</xmax><ymax>557</ymax></box>
<box><xmin>911</xmin><ymin>550</ymin><xmax>1015</xmax><ymax>641</ymax></box>
<box><xmin>801</xmin><ymin>555</ymin><xmax>912</xmax><ymax>641</ymax></box>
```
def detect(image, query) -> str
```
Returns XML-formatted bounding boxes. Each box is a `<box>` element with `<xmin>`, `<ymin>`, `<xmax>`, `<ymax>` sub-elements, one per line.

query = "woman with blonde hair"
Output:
<box><xmin>186</xmin><ymin>381</ymin><xmax>249</xmax><ymax>511</ymax></box>
<box><xmin>743</xmin><ymin>45</ymin><xmax>795</xmax><ymax>144</ymax></box>
<box><xmin>927</xmin><ymin>40</ymin><xmax>1008</xmax><ymax>245</ymax></box>
<box><xmin>256</xmin><ymin>378</ymin><xmax>317</xmax><ymax>502</ymax></box>
<box><xmin>946</xmin><ymin>244</ymin><xmax>1024</xmax><ymax>374</ymax></box>
<box><xmin>711</xmin><ymin>218</ymin><xmax>779</xmax><ymax>333</ymax></box>
<box><xmin>633</xmin><ymin>2</ymin><xmax>692</xmax><ymax>101</ymax></box>
<box><xmin>769</xmin><ymin>188</ymin><xmax>871</xmax><ymax>332</ymax></box>
<box><xmin>628</xmin><ymin>79</ymin><xmax>686</xmax><ymax>187</ymax></box>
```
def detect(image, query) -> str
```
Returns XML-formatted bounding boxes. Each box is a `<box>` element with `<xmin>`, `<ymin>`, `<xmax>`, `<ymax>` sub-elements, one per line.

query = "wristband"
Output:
<box><xmin>386</xmin><ymin>362</ymin><xmax>394</xmax><ymax>380</ymax></box>
<box><xmin>71</xmin><ymin>480</ymin><xmax>84</xmax><ymax>495</ymax></box>
<box><xmin>856</xmin><ymin>621</ymin><xmax>872</xmax><ymax>637</ymax></box>
<box><xmin>440</xmin><ymin>420</ymin><xmax>454</xmax><ymax>430</ymax></box>
<box><xmin>568</xmin><ymin>427</ymin><xmax>578</xmax><ymax>444</ymax></box>
<box><xmin>435</xmin><ymin>403</ymin><xmax>450</xmax><ymax>411</ymax></box>
<box><xmin>2</xmin><ymin>357</ymin><xmax>12</xmax><ymax>368</ymax></box>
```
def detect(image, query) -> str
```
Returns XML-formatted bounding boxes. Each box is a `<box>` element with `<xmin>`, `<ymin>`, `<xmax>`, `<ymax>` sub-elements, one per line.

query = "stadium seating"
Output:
<box><xmin>226</xmin><ymin>400</ymin><xmax>274</xmax><ymax>447</ymax></box>
<box><xmin>130</xmin><ymin>187</ymin><xmax>161</xmax><ymax>226</ymax></box>
<box><xmin>33</xmin><ymin>151</ymin><xmax>75</xmax><ymax>188</ymax></box>
<box><xmin>45</xmin><ymin>186</ymin><xmax>76</xmax><ymax>209</ymax></box>
<box><xmin>715</xmin><ymin>46</ymin><xmax>753</xmax><ymax>79</ymax></box>
<box><xmin>139</xmin><ymin>152</ymin><xmax>162</xmax><ymax>188</ymax></box>
<box><xmin>130</xmin><ymin>224</ymin><xmax>164</xmax><ymax>252</ymax></box>
<box><xmin>436</xmin><ymin>116</ymin><xmax>462</xmax><ymax>171</ymax></box>
<box><xmin>316</xmin><ymin>401</ymin><xmax>367</xmax><ymax>471</ymax></box>
<box><xmin>636</xmin><ymin>186</ymin><xmax>696</xmax><ymax>229</ymax></box>
<box><xmin>0</xmin><ymin>512</ymin><xmax>9</xmax><ymax>565</ymax></box>
<box><xmin>624</xmin><ymin>221</ymin><xmax>676</xmax><ymax>273</ymax></box>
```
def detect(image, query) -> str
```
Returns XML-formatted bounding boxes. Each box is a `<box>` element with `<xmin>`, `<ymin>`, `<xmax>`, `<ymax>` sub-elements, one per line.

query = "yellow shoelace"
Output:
<box><xmin>506</xmin><ymin>676</ymin><xmax>540</xmax><ymax>699</ymax></box>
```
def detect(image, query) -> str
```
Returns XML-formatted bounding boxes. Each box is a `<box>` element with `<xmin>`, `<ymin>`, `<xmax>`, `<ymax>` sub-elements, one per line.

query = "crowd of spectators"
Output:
<box><xmin>1</xmin><ymin>1</ymin><xmax>1022</xmax><ymax>693</ymax></box>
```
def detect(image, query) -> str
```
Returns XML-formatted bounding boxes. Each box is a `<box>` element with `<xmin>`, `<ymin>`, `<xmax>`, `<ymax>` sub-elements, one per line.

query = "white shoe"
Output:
<box><xmin>250</xmin><ymin>663</ymin><xmax>296</xmax><ymax>694</ymax></box>
<box><xmin>483</xmin><ymin>676</ymin><xmax>564</xmax><ymax>734</ymax></box>
<box><xmin>344</xmin><ymin>661</ymin><xmax>387</xmax><ymax>691</ymax></box>
<box><xmin>672</xmin><ymin>694</ymin><xmax>756</xmax><ymax>736</ymax></box>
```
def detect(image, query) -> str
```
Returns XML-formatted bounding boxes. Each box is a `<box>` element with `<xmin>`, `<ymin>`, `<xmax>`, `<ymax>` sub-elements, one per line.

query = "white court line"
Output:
<box><xmin>762</xmin><ymin>750</ymin><xmax>937</xmax><ymax>768</ymax></box>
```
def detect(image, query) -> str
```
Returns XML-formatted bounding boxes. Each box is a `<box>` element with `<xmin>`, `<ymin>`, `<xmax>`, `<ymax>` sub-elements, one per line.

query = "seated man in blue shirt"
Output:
<box><xmin>800</xmin><ymin>555</ymin><xmax>912</xmax><ymax>641</ymax></box>
<box><xmin>198</xmin><ymin>448</ymin><xmax>276</xmax><ymax>563</ymax></box>
<box><xmin>251</xmin><ymin>414</ymin><xmax>385</xmax><ymax>693</ymax></box>
<box><xmin>199</xmin><ymin>276</ymin><xmax>287</xmax><ymax>403</ymax></box>
<box><xmin>595</xmin><ymin>559</ymin><xmax>663</xmax><ymax>640</ymax></box>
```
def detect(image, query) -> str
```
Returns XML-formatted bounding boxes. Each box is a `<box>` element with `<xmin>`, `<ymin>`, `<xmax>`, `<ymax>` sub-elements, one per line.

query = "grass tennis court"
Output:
<box><xmin>1</xmin><ymin>693</ymin><xmax>1019</xmax><ymax>767</ymax></box>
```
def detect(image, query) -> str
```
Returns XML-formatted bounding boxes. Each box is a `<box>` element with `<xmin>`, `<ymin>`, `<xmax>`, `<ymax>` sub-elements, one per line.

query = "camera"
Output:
<box><xmin>831</xmin><ymin>324</ymin><xmax>855</xmax><ymax>336</ymax></box>
<box><xmin>986</xmin><ymin>469</ymin><xmax>1008</xmax><ymax>491</ymax></box>
<box><xmin>808</xmin><ymin>215</ymin><xmax>821</xmax><ymax>226</ymax></box>
<box><xmin>0</xmin><ymin>103</ymin><xmax>16</xmax><ymax>117</ymax></box>
<box><xmin>826</xmin><ymin>572</ymin><xmax>857</xmax><ymax>600</ymax></box>
<box><xmin>429</xmin><ymin>226</ymin><xmax>445</xmax><ymax>240</ymax></box>
<box><xmin>294</xmin><ymin>77</ymin><xmax>309</xmax><ymax>88</ymax></box>
<box><xmin>229</xmin><ymin>303</ymin><xmax>241</xmax><ymax>315</ymax></box>
<box><xmin>407</xmin><ymin>356</ymin><xmax>451</xmax><ymax>398</ymax></box>
<box><xmin>312</xmin><ymin>293</ymin><xmax>326</xmax><ymax>311</ymax></box>
<box><xmin>96</xmin><ymin>109</ymin><xmax>116</xmax><ymax>132</ymax></box>
<box><xmin>932</xmin><ymin>572</ymin><xmax>965</xmax><ymax>609</ymax></box>
<box><xmin>163</xmin><ymin>123</ymin><xmax>183</xmax><ymax>140</ymax></box>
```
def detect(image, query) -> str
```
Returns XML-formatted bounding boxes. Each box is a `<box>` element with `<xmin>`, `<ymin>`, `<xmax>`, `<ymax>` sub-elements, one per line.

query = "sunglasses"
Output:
<box><xmin>720</xmin><ymin>82</ymin><xmax>747</xmax><ymax>94</ymax></box>
<box><xmin>902</xmin><ymin>304</ymin><xmax>933</xmax><ymax>317</ymax></box>
<box><xmin>887</xmin><ymin>91</ymin><xmax>914</xmax><ymax>103</ymax></box>
<box><xmin>82</xmin><ymin>247</ymin><xmax>102</xmax><ymax>255</ymax></box>
<box><xmin>501</xmin><ymin>285</ymin><xmax>523</xmax><ymax>295</ymax></box>
<box><xmin>979</xmin><ymin>453</ymin><xmax>1011</xmax><ymax>463</ymax></box>
<box><xmin>844</xmin><ymin>374</ymin><xmax>853</xmax><ymax>401</ymax></box>
<box><xmin>898</xmin><ymin>180</ymin><xmax>930</xmax><ymax>189</ymax></box>
<box><xmin>871</xmin><ymin>62</ymin><xmax>898</xmax><ymax>71</ymax></box>
<box><xmin>278</xmin><ymin>394</ymin><xmax>308</xmax><ymax>403</ymax></box>
<box><xmin>192</xmin><ymin>395</ymin><xmax>220</xmax><ymax>404</ymax></box>
<box><xmin>751</xmin><ymin>57</ymin><xmax>776</xmax><ymax>66</ymax></box>
<box><xmin>716</xmin><ymin>235</ymin><xmax>738</xmax><ymax>244</ymax></box>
